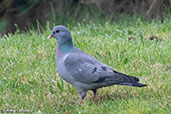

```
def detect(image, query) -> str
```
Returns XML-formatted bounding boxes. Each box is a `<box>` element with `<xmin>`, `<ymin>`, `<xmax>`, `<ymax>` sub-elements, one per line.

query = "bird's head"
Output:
<box><xmin>48</xmin><ymin>25</ymin><xmax>72</xmax><ymax>41</ymax></box>
<box><xmin>48</xmin><ymin>25</ymin><xmax>73</xmax><ymax>50</ymax></box>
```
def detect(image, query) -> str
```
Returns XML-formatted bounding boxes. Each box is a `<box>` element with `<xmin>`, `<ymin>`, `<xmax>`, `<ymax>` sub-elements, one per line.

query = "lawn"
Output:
<box><xmin>0</xmin><ymin>18</ymin><xmax>171</xmax><ymax>113</ymax></box>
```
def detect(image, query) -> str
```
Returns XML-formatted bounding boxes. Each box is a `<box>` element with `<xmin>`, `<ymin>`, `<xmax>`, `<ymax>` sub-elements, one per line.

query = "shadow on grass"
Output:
<box><xmin>85</xmin><ymin>85</ymin><xmax>159</xmax><ymax>104</ymax></box>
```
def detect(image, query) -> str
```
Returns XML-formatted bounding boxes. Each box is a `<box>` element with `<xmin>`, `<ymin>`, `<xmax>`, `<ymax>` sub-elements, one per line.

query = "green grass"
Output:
<box><xmin>0</xmin><ymin>18</ymin><xmax>171</xmax><ymax>113</ymax></box>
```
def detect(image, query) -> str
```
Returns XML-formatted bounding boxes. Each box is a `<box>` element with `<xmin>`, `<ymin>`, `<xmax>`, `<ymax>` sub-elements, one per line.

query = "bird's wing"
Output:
<box><xmin>64</xmin><ymin>53</ymin><xmax>139</xmax><ymax>84</ymax></box>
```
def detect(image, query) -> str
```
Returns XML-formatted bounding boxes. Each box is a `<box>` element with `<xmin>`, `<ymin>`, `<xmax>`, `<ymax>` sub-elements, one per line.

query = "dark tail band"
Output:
<box><xmin>120</xmin><ymin>82</ymin><xmax>147</xmax><ymax>87</ymax></box>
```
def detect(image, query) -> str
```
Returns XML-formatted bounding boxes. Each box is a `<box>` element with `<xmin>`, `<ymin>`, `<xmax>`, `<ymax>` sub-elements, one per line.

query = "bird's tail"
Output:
<box><xmin>112</xmin><ymin>70</ymin><xmax>147</xmax><ymax>87</ymax></box>
<box><xmin>119</xmin><ymin>82</ymin><xmax>147</xmax><ymax>87</ymax></box>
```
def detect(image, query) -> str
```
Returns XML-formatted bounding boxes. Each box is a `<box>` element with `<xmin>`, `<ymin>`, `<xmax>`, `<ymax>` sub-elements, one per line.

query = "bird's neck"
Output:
<box><xmin>57</xmin><ymin>39</ymin><xmax>74</xmax><ymax>52</ymax></box>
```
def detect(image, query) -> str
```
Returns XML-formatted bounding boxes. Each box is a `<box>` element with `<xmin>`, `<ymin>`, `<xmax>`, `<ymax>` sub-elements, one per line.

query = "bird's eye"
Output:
<box><xmin>56</xmin><ymin>30</ymin><xmax>59</xmax><ymax>33</ymax></box>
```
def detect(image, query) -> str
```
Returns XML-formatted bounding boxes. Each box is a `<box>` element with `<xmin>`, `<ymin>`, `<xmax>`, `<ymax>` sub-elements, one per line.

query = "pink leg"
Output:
<box><xmin>79</xmin><ymin>92</ymin><xmax>86</xmax><ymax>104</ymax></box>
<box><xmin>80</xmin><ymin>99</ymin><xmax>83</xmax><ymax>104</ymax></box>
<box><xmin>92</xmin><ymin>89</ymin><xmax>98</xmax><ymax>102</ymax></box>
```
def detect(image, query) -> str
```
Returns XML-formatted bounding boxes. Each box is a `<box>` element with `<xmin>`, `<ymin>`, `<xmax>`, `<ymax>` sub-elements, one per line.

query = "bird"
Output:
<box><xmin>48</xmin><ymin>25</ymin><xmax>146</xmax><ymax>104</ymax></box>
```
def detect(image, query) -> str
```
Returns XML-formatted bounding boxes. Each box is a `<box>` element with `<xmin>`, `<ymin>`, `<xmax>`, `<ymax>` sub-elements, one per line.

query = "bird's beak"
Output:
<box><xmin>47</xmin><ymin>34</ymin><xmax>53</xmax><ymax>39</ymax></box>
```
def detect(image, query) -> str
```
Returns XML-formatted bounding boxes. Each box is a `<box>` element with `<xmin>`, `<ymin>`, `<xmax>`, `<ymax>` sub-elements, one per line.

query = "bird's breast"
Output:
<box><xmin>56</xmin><ymin>53</ymin><xmax>75</xmax><ymax>84</ymax></box>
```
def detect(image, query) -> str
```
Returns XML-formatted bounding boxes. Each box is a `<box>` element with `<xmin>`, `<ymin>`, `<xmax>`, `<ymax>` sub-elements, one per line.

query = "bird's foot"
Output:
<box><xmin>93</xmin><ymin>96</ymin><xmax>98</xmax><ymax>102</ymax></box>
<box><xmin>80</xmin><ymin>99</ymin><xmax>83</xmax><ymax>104</ymax></box>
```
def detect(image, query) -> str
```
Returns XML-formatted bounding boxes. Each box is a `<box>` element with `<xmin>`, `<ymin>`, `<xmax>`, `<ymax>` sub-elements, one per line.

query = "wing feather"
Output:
<box><xmin>64</xmin><ymin>53</ymin><xmax>139</xmax><ymax>85</ymax></box>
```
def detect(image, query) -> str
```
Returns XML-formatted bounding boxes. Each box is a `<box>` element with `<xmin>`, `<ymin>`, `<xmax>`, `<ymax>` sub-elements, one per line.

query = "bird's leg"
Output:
<box><xmin>92</xmin><ymin>89</ymin><xmax>98</xmax><ymax>102</ymax></box>
<box><xmin>79</xmin><ymin>91</ymin><xmax>86</xmax><ymax>104</ymax></box>
<box><xmin>80</xmin><ymin>99</ymin><xmax>83</xmax><ymax>104</ymax></box>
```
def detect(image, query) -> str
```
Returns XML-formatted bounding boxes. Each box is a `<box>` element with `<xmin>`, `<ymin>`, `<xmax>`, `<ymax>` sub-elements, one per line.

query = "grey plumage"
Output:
<box><xmin>48</xmin><ymin>25</ymin><xmax>146</xmax><ymax>103</ymax></box>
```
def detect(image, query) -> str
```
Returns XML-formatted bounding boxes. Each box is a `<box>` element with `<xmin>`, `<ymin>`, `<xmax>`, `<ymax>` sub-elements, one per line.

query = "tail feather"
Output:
<box><xmin>93</xmin><ymin>69</ymin><xmax>147</xmax><ymax>87</ymax></box>
<box><xmin>120</xmin><ymin>82</ymin><xmax>147</xmax><ymax>87</ymax></box>
<box><xmin>112</xmin><ymin>70</ymin><xmax>139</xmax><ymax>83</ymax></box>
<box><xmin>112</xmin><ymin>70</ymin><xmax>146</xmax><ymax>87</ymax></box>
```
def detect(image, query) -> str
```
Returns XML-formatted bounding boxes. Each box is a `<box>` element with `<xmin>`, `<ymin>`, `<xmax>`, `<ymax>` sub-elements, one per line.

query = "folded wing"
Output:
<box><xmin>64</xmin><ymin>53</ymin><xmax>141</xmax><ymax>86</ymax></box>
